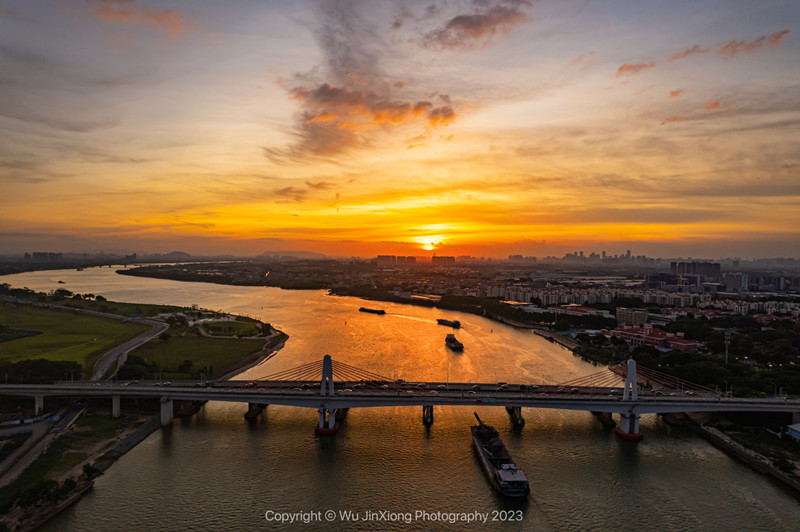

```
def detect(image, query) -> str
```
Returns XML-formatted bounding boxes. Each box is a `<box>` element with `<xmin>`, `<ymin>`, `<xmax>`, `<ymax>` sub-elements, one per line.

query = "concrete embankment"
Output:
<box><xmin>681</xmin><ymin>413</ymin><xmax>800</xmax><ymax>495</ymax></box>
<box><xmin>533</xmin><ymin>330</ymin><xmax>580</xmax><ymax>350</ymax></box>
<box><xmin>95</xmin><ymin>414</ymin><xmax>161</xmax><ymax>472</ymax></box>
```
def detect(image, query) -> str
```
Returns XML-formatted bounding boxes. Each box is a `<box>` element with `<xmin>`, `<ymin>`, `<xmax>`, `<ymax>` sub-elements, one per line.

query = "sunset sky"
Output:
<box><xmin>1</xmin><ymin>0</ymin><xmax>798</xmax><ymax>258</ymax></box>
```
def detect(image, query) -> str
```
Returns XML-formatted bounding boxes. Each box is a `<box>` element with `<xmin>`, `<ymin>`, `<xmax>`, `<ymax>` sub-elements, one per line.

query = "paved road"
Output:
<box><xmin>2</xmin><ymin>297</ymin><xmax>168</xmax><ymax>381</ymax></box>
<box><xmin>92</xmin><ymin>320</ymin><xmax>169</xmax><ymax>380</ymax></box>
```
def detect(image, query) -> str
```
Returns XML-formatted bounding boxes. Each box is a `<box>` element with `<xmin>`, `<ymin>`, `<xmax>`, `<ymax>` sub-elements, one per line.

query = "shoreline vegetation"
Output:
<box><xmin>0</xmin><ymin>286</ymin><xmax>287</xmax><ymax>531</ymax></box>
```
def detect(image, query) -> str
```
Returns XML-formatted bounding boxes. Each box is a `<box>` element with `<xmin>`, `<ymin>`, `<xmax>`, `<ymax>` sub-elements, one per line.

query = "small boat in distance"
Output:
<box><xmin>359</xmin><ymin>307</ymin><xmax>386</xmax><ymax>315</ymax></box>
<box><xmin>437</xmin><ymin>318</ymin><xmax>461</xmax><ymax>329</ymax></box>
<box><xmin>471</xmin><ymin>413</ymin><xmax>530</xmax><ymax>497</ymax></box>
<box><xmin>445</xmin><ymin>333</ymin><xmax>464</xmax><ymax>351</ymax></box>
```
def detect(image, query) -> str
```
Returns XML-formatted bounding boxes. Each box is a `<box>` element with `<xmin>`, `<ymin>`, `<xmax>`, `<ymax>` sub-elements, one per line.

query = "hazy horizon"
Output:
<box><xmin>1</xmin><ymin>1</ymin><xmax>798</xmax><ymax>260</ymax></box>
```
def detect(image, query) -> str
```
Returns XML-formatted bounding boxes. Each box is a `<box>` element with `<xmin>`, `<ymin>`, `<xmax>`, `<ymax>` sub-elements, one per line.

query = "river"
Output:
<box><xmin>2</xmin><ymin>266</ymin><xmax>799</xmax><ymax>530</ymax></box>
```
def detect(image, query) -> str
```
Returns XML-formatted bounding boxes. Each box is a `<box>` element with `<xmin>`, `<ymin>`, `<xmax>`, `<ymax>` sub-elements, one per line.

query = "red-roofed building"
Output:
<box><xmin>610</xmin><ymin>322</ymin><xmax>701</xmax><ymax>351</ymax></box>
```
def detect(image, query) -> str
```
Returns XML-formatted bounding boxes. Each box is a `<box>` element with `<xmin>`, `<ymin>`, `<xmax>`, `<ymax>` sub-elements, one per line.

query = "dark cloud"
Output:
<box><xmin>273</xmin><ymin>186</ymin><xmax>308</xmax><ymax>203</ymax></box>
<box><xmin>424</xmin><ymin>0</ymin><xmax>532</xmax><ymax>50</ymax></box>
<box><xmin>271</xmin><ymin>0</ymin><xmax>459</xmax><ymax>159</ymax></box>
<box><xmin>305</xmin><ymin>180</ymin><xmax>334</xmax><ymax>189</ymax></box>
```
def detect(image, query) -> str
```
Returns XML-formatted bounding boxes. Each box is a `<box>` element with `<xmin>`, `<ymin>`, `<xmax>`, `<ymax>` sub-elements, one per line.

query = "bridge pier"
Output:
<box><xmin>335</xmin><ymin>408</ymin><xmax>349</xmax><ymax>422</ymax></box>
<box><xmin>160</xmin><ymin>397</ymin><xmax>173</xmax><ymax>427</ymax></box>
<box><xmin>112</xmin><ymin>394</ymin><xmax>120</xmax><ymax>418</ymax></box>
<box><xmin>592</xmin><ymin>411</ymin><xmax>616</xmax><ymax>428</ymax></box>
<box><xmin>315</xmin><ymin>407</ymin><xmax>339</xmax><ymax>435</ymax></box>
<box><xmin>506</xmin><ymin>406</ymin><xmax>524</xmax><ymax>426</ymax></box>
<box><xmin>244</xmin><ymin>402</ymin><xmax>268</xmax><ymax>420</ymax></box>
<box><xmin>615</xmin><ymin>412</ymin><xmax>643</xmax><ymax>441</ymax></box>
<box><xmin>34</xmin><ymin>395</ymin><xmax>44</xmax><ymax>416</ymax></box>
<box><xmin>422</xmin><ymin>405</ymin><xmax>434</xmax><ymax>425</ymax></box>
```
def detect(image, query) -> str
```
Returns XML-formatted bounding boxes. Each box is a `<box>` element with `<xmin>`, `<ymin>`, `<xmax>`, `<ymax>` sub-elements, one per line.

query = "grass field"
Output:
<box><xmin>59</xmin><ymin>298</ymin><xmax>191</xmax><ymax>318</ymax></box>
<box><xmin>0</xmin><ymin>302</ymin><xmax>149</xmax><ymax>376</ymax></box>
<box><xmin>133</xmin><ymin>335</ymin><xmax>265</xmax><ymax>378</ymax></box>
<box><xmin>201</xmin><ymin>320</ymin><xmax>261</xmax><ymax>336</ymax></box>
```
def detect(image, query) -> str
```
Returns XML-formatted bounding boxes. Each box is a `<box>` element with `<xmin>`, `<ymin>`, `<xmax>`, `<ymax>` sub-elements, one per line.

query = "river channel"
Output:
<box><xmin>2</xmin><ymin>267</ymin><xmax>799</xmax><ymax>530</ymax></box>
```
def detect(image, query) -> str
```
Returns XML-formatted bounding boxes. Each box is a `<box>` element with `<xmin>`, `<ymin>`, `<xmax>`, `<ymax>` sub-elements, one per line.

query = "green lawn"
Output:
<box><xmin>201</xmin><ymin>320</ymin><xmax>261</xmax><ymax>336</ymax></box>
<box><xmin>133</xmin><ymin>335</ymin><xmax>265</xmax><ymax>378</ymax></box>
<box><xmin>59</xmin><ymin>298</ymin><xmax>188</xmax><ymax>318</ymax></box>
<box><xmin>0</xmin><ymin>302</ymin><xmax>149</xmax><ymax>376</ymax></box>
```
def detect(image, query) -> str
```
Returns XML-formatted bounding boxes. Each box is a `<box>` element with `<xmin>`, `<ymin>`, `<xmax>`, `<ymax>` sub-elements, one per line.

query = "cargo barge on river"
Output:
<box><xmin>471</xmin><ymin>413</ymin><xmax>530</xmax><ymax>497</ymax></box>
<box><xmin>359</xmin><ymin>307</ymin><xmax>386</xmax><ymax>315</ymax></box>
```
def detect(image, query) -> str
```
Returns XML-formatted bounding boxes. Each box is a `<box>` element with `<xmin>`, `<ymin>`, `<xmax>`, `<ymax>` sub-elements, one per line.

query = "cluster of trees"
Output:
<box><xmin>115</xmin><ymin>355</ymin><xmax>159</xmax><ymax>380</ymax></box>
<box><xmin>572</xmin><ymin>335</ymin><xmax>800</xmax><ymax>397</ymax></box>
<box><xmin>0</xmin><ymin>360</ymin><xmax>82</xmax><ymax>384</ymax></box>
<box><xmin>665</xmin><ymin>315</ymin><xmax>800</xmax><ymax>366</ymax></box>
<box><xmin>115</xmin><ymin>355</ymin><xmax>212</xmax><ymax>380</ymax></box>
<box><xmin>0</xmin><ymin>476</ymin><xmax>79</xmax><ymax>515</ymax></box>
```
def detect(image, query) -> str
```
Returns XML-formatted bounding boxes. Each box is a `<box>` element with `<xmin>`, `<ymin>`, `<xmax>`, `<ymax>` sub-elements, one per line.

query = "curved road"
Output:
<box><xmin>2</xmin><ymin>297</ymin><xmax>168</xmax><ymax>381</ymax></box>
<box><xmin>91</xmin><ymin>319</ymin><xmax>169</xmax><ymax>380</ymax></box>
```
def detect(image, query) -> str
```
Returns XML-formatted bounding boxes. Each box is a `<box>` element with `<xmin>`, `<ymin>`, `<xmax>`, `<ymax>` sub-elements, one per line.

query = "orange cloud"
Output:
<box><xmin>702</xmin><ymin>100</ymin><xmax>721</xmax><ymax>112</ymax></box>
<box><xmin>292</xmin><ymin>84</ymin><xmax>454</xmax><ymax>128</ymax></box>
<box><xmin>89</xmin><ymin>0</ymin><xmax>197</xmax><ymax>38</ymax></box>
<box><xmin>570</xmin><ymin>51</ymin><xmax>597</xmax><ymax>65</ymax></box>
<box><xmin>618</xmin><ymin>30</ymin><xmax>789</xmax><ymax>76</ymax></box>
<box><xmin>667</xmin><ymin>44</ymin><xmax>709</xmax><ymax>61</ymax></box>
<box><xmin>717</xmin><ymin>29</ymin><xmax>790</xmax><ymax>57</ymax></box>
<box><xmin>284</xmin><ymin>83</ymin><xmax>456</xmax><ymax>155</ymax></box>
<box><xmin>660</xmin><ymin>115</ymin><xmax>684</xmax><ymax>126</ymax></box>
<box><xmin>669</xmin><ymin>89</ymin><xmax>684</xmax><ymax>98</ymax></box>
<box><xmin>617</xmin><ymin>62</ymin><xmax>656</xmax><ymax>76</ymax></box>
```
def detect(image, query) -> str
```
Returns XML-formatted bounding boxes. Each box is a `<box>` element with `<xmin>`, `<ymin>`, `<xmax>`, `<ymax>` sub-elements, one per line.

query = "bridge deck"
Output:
<box><xmin>1</xmin><ymin>381</ymin><xmax>797</xmax><ymax>415</ymax></box>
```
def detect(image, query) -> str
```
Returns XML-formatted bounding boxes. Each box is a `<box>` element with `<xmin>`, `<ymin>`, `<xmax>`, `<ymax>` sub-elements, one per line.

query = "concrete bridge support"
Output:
<box><xmin>244</xmin><ymin>402</ymin><xmax>268</xmax><ymax>420</ymax></box>
<box><xmin>592</xmin><ymin>411</ymin><xmax>616</xmax><ymax>428</ymax></box>
<box><xmin>315</xmin><ymin>406</ymin><xmax>339</xmax><ymax>435</ymax></box>
<box><xmin>334</xmin><ymin>408</ymin><xmax>349</xmax><ymax>422</ymax></box>
<box><xmin>160</xmin><ymin>397</ymin><xmax>173</xmax><ymax>427</ymax></box>
<box><xmin>506</xmin><ymin>406</ymin><xmax>525</xmax><ymax>426</ymax></box>
<box><xmin>615</xmin><ymin>413</ymin><xmax>643</xmax><ymax>441</ymax></box>
<box><xmin>422</xmin><ymin>405</ymin><xmax>434</xmax><ymax>425</ymax></box>
<box><xmin>34</xmin><ymin>395</ymin><xmax>44</xmax><ymax>416</ymax></box>
<box><xmin>112</xmin><ymin>395</ymin><xmax>120</xmax><ymax>418</ymax></box>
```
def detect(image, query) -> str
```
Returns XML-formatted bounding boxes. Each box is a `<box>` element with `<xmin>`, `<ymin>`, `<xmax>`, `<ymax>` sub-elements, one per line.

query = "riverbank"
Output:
<box><xmin>678</xmin><ymin>412</ymin><xmax>800</xmax><ymax>496</ymax></box>
<box><xmin>0</xmin><ymin>408</ymin><xmax>161</xmax><ymax>531</ymax></box>
<box><xmin>216</xmin><ymin>332</ymin><xmax>288</xmax><ymax>380</ymax></box>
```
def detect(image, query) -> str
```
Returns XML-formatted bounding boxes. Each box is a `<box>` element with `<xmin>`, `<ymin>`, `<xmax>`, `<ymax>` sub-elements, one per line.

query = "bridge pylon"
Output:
<box><xmin>616</xmin><ymin>359</ymin><xmax>643</xmax><ymax>440</ymax></box>
<box><xmin>320</xmin><ymin>355</ymin><xmax>334</xmax><ymax>397</ymax></box>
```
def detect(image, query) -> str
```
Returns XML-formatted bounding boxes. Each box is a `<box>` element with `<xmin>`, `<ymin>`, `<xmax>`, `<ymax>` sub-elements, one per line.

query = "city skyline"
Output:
<box><xmin>1</xmin><ymin>1</ymin><xmax>798</xmax><ymax>259</ymax></box>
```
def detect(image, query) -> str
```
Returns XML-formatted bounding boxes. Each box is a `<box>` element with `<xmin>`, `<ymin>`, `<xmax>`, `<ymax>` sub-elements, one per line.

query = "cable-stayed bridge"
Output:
<box><xmin>1</xmin><ymin>357</ymin><xmax>797</xmax><ymax>440</ymax></box>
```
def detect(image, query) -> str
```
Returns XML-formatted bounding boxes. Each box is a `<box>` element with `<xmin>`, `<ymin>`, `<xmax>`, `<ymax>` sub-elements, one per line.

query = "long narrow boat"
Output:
<box><xmin>358</xmin><ymin>307</ymin><xmax>386</xmax><ymax>315</ymax></box>
<box><xmin>471</xmin><ymin>413</ymin><xmax>530</xmax><ymax>497</ymax></box>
